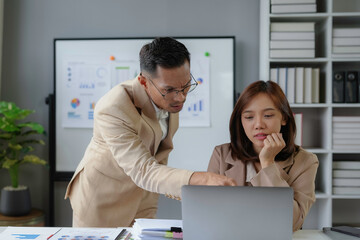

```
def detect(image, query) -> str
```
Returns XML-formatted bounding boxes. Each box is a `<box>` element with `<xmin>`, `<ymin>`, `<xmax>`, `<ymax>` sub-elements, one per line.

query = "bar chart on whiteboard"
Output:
<box><xmin>179</xmin><ymin>54</ymin><xmax>210</xmax><ymax>127</ymax></box>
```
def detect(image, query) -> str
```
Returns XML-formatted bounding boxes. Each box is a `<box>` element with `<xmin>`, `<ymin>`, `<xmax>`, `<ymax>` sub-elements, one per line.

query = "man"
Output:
<box><xmin>65</xmin><ymin>37</ymin><xmax>236</xmax><ymax>227</ymax></box>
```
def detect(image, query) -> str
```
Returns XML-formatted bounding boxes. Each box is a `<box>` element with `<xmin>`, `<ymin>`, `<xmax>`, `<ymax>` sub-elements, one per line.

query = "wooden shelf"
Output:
<box><xmin>0</xmin><ymin>209</ymin><xmax>45</xmax><ymax>226</ymax></box>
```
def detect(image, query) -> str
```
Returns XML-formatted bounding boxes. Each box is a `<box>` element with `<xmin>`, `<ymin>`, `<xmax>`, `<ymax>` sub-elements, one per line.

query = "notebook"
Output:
<box><xmin>181</xmin><ymin>185</ymin><xmax>293</xmax><ymax>240</ymax></box>
<box><xmin>323</xmin><ymin>226</ymin><xmax>360</xmax><ymax>239</ymax></box>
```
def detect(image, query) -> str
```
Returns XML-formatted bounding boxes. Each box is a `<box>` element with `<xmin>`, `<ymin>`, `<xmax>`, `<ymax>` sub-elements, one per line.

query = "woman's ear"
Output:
<box><xmin>281</xmin><ymin>116</ymin><xmax>287</xmax><ymax>126</ymax></box>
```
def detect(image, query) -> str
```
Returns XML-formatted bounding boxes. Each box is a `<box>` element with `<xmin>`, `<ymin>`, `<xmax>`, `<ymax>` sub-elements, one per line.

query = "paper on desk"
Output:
<box><xmin>49</xmin><ymin>227</ymin><xmax>125</xmax><ymax>240</ymax></box>
<box><xmin>132</xmin><ymin>219</ymin><xmax>182</xmax><ymax>240</ymax></box>
<box><xmin>133</xmin><ymin>218</ymin><xmax>182</xmax><ymax>231</ymax></box>
<box><xmin>0</xmin><ymin>226</ymin><xmax>61</xmax><ymax>240</ymax></box>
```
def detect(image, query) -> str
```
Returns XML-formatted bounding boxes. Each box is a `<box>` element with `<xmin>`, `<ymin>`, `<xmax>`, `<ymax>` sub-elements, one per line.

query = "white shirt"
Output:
<box><xmin>246</xmin><ymin>161</ymin><xmax>258</xmax><ymax>184</ymax></box>
<box><xmin>151</xmin><ymin>101</ymin><xmax>169</xmax><ymax>141</ymax></box>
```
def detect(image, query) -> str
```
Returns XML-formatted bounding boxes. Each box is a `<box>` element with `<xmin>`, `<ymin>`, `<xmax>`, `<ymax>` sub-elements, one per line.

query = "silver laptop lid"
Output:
<box><xmin>181</xmin><ymin>185</ymin><xmax>293</xmax><ymax>240</ymax></box>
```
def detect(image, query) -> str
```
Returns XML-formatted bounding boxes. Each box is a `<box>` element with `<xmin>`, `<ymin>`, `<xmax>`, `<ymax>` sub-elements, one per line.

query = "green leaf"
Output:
<box><xmin>2</xmin><ymin>157</ymin><xmax>19</xmax><ymax>169</ymax></box>
<box><xmin>18</xmin><ymin>122</ymin><xmax>44</xmax><ymax>134</ymax></box>
<box><xmin>21</xmin><ymin>146</ymin><xmax>34</xmax><ymax>153</ymax></box>
<box><xmin>0</xmin><ymin>133</ymin><xmax>13</xmax><ymax>140</ymax></box>
<box><xmin>22</xmin><ymin>155</ymin><xmax>47</xmax><ymax>166</ymax></box>
<box><xmin>20</xmin><ymin>130</ymin><xmax>38</xmax><ymax>136</ymax></box>
<box><xmin>0</xmin><ymin>117</ymin><xmax>20</xmax><ymax>132</ymax></box>
<box><xmin>18</xmin><ymin>139</ymin><xmax>44</xmax><ymax>146</ymax></box>
<box><xmin>0</xmin><ymin>102</ymin><xmax>33</xmax><ymax>121</ymax></box>
<box><xmin>8</xmin><ymin>143</ymin><xmax>22</xmax><ymax>151</ymax></box>
<box><xmin>0</xmin><ymin>149</ymin><xmax>7</xmax><ymax>158</ymax></box>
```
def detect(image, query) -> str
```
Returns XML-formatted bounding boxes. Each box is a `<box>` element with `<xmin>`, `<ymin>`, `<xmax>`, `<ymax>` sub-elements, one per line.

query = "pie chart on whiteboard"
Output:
<box><xmin>96</xmin><ymin>67</ymin><xmax>108</xmax><ymax>78</ymax></box>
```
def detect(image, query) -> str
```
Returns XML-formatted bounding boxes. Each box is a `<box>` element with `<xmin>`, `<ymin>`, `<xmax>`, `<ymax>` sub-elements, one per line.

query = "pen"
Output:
<box><xmin>124</xmin><ymin>232</ymin><xmax>132</xmax><ymax>240</ymax></box>
<box><xmin>115</xmin><ymin>229</ymin><xmax>126</xmax><ymax>240</ymax></box>
<box><xmin>141</xmin><ymin>230</ymin><xmax>183</xmax><ymax>239</ymax></box>
<box><xmin>47</xmin><ymin>229</ymin><xmax>61</xmax><ymax>240</ymax></box>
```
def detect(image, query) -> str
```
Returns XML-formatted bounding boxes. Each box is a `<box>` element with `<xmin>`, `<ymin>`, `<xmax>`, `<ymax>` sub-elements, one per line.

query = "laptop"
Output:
<box><xmin>181</xmin><ymin>185</ymin><xmax>293</xmax><ymax>240</ymax></box>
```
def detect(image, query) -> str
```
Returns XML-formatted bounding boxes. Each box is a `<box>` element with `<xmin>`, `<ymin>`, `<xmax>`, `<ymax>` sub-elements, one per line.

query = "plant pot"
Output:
<box><xmin>0</xmin><ymin>185</ymin><xmax>31</xmax><ymax>216</ymax></box>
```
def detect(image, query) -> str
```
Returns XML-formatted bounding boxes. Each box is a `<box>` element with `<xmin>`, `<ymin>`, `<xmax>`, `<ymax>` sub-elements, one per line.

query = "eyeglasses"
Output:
<box><xmin>142</xmin><ymin>73</ymin><xmax>198</xmax><ymax>100</ymax></box>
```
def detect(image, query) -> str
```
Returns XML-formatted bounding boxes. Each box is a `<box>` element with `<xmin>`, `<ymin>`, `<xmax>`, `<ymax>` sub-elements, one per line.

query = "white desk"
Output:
<box><xmin>0</xmin><ymin>227</ymin><xmax>347</xmax><ymax>239</ymax></box>
<box><xmin>293</xmin><ymin>230</ymin><xmax>333</xmax><ymax>239</ymax></box>
<box><xmin>0</xmin><ymin>227</ymin><xmax>132</xmax><ymax>239</ymax></box>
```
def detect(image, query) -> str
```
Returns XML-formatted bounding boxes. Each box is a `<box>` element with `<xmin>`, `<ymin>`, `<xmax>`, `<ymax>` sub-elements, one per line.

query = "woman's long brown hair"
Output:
<box><xmin>230</xmin><ymin>80</ymin><xmax>297</xmax><ymax>161</ymax></box>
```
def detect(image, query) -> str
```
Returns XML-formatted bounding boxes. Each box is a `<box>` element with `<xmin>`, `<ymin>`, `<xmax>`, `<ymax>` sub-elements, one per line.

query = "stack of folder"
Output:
<box><xmin>270</xmin><ymin>22</ymin><xmax>315</xmax><ymax>58</ymax></box>
<box><xmin>270</xmin><ymin>0</ymin><xmax>317</xmax><ymax>14</ymax></box>
<box><xmin>333</xmin><ymin>27</ymin><xmax>360</xmax><ymax>58</ymax></box>
<box><xmin>132</xmin><ymin>218</ymin><xmax>183</xmax><ymax>240</ymax></box>
<box><xmin>333</xmin><ymin>160</ymin><xmax>360</xmax><ymax>195</ymax></box>
<box><xmin>333</xmin><ymin>116</ymin><xmax>360</xmax><ymax>150</ymax></box>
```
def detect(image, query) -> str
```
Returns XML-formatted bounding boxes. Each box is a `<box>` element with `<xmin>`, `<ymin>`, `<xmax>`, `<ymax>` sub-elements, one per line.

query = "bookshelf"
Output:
<box><xmin>260</xmin><ymin>0</ymin><xmax>360</xmax><ymax>229</ymax></box>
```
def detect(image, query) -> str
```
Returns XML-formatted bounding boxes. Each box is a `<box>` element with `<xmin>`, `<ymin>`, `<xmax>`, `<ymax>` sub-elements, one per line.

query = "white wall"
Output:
<box><xmin>0</xmin><ymin>0</ymin><xmax>260</xmax><ymax>226</ymax></box>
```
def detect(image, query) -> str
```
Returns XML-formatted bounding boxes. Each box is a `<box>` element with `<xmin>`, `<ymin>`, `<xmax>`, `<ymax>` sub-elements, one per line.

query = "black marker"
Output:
<box><xmin>115</xmin><ymin>229</ymin><xmax>126</xmax><ymax>240</ymax></box>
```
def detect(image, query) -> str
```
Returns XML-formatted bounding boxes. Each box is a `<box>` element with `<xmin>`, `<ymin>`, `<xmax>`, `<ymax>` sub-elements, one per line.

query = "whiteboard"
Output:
<box><xmin>54</xmin><ymin>37</ymin><xmax>235</xmax><ymax>174</ymax></box>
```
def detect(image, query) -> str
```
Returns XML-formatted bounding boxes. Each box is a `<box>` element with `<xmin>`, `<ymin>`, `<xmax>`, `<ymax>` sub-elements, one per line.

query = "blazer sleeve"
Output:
<box><xmin>95</xmin><ymin>94</ymin><xmax>193</xmax><ymax>198</ymax></box>
<box><xmin>251</xmin><ymin>152</ymin><xmax>319</xmax><ymax>232</ymax></box>
<box><xmin>290</xmin><ymin>153</ymin><xmax>318</xmax><ymax>232</ymax></box>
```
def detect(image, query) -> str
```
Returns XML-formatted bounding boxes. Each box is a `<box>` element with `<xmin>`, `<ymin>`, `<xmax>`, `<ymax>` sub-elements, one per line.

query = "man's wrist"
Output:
<box><xmin>189</xmin><ymin>172</ymin><xmax>205</xmax><ymax>185</ymax></box>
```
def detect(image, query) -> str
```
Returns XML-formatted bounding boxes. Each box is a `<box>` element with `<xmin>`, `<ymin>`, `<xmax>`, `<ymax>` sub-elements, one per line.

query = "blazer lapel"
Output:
<box><xmin>224</xmin><ymin>154</ymin><xmax>247</xmax><ymax>186</ymax></box>
<box><xmin>132</xmin><ymin>76</ymin><xmax>163</xmax><ymax>155</ymax></box>
<box><xmin>156</xmin><ymin>112</ymin><xmax>178</xmax><ymax>163</ymax></box>
<box><xmin>167</xmin><ymin>112</ymin><xmax>179</xmax><ymax>139</ymax></box>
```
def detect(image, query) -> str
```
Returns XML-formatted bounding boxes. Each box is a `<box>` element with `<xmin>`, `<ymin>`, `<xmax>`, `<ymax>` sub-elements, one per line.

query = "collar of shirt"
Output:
<box><xmin>150</xmin><ymin>100</ymin><xmax>169</xmax><ymax>141</ymax></box>
<box><xmin>246</xmin><ymin>161</ymin><xmax>257</xmax><ymax>183</ymax></box>
<box><xmin>151</xmin><ymin>100</ymin><xmax>169</xmax><ymax>120</ymax></box>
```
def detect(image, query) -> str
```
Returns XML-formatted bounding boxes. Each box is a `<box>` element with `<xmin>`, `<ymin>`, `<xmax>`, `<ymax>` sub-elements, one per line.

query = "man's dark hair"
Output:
<box><xmin>139</xmin><ymin>37</ymin><xmax>190</xmax><ymax>76</ymax></box>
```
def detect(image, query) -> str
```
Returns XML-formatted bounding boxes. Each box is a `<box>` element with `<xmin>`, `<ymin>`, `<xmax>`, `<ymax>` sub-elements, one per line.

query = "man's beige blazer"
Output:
<box><xmin>65</xmin><ymin>77</ymin><xmax>193</xmax><ymax>227</ymax></box>
<box><xmin>207</xmin><ymin>143</ymin><xmax>319</xmax><ymax>232</ymax></box>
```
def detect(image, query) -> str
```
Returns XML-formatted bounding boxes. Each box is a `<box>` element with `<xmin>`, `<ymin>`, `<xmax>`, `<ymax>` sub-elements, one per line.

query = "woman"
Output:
<box><xmin>207</xmin><ymin>80</ymin><xmax>318</xmax><ymax>232</ymax></box>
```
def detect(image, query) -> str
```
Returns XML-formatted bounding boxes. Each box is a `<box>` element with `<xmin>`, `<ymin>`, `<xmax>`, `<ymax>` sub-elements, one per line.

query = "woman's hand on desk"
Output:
<box><xmin>189</xmin><ymin>172</ymin><xmax>237</xmax><ymax>186</ymax></box>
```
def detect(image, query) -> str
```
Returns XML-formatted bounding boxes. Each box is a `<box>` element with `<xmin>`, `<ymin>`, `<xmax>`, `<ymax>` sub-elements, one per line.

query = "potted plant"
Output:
<box><xmin>0</xmin><ymin>101</ymin><xmax>47</xmax><ymax>216</ymax></box>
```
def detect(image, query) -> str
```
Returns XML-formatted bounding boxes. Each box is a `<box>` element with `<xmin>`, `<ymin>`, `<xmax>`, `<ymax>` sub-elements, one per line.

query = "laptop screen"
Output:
<box><xmin>181</xmin><ymin>185</ymin><xmax>293</xmax><ymax>240</ymax></box>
